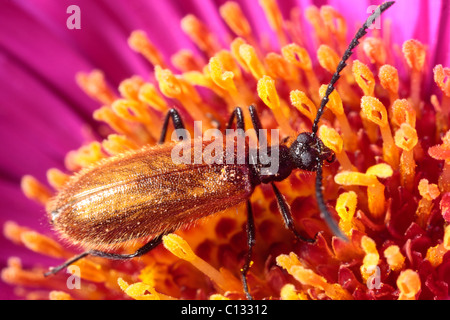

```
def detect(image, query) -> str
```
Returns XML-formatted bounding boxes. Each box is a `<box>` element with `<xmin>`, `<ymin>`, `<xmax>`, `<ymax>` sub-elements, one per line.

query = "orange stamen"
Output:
<box><xmin>93</xmin><ymin>106</ymin><xmax>142</xmax><ymax>143</ymax></box>
<box><xmin>335</xmin><ymin>191</ymin><xmax>358</xmax><ymax>236</ymax></box>
<box><xmin>282</xmin><ymin>43</ymin><xmax>320</xmax><ymax>103</ymax></box>
<box><xmin>428</xmin><ymin>130</ymin><xmax>450</xmax><ymax>192</ymax></box>
<box><xmin>320</xmin><ymin>6</ymin><xmax>347</xmax><ymax>53</ymax></box>
<box><xmin>360</xmin><ymin>236</ymin><xmax>379</xmax><ymax>282</ymax></box>
<box><xmin>289</xmin><ymin>90</ymin><xmax>316</xmax><ymax>124</ymax></box>
<box><xmin>433</xmin><ymin>64</ymin><xmax>450</xmax><ymax>134</ymax></box>
<box><xmin>64</xmin><ymin>141</ymin><xmax>106</xmax><ymax>171</ymax></box>
<box><xmin>392</xmin><ymin>99</ymin><xmax>416</xmax><ymax>128</ymax></box>
<box><xmin>318</xmin><ymin>84</ymin><xmax>357</xmax><ymax>151</ymax></box>
<box><xmin>46</xmin><ymin>168</ymin><xmax>69</xmax><ymax>190</ymax></box>
<box><xmin>239</xmin><ymin>43</ymin><xmax>267</xmax><ymax>80</ymax></box>
<box><xmin>264</xmin><ymin>52</ymin><xmax>300</xmax><ymax>88</ymax></box>
<box><xmin>402</xmin><ymin>39</ymin><xmax>426</xmax><ymax>114</ymax></box>
<box><xmin>128</xmin><ymin>30</ymin><xmax>167</xmax><ymax>68</ymax></box>
<box><xmin>362</xmin><ymin>37</ymin><xmax>387</xmax><ymax>66</ymax></box>
<box><xmin>219</xmin><ymin>1</ymin><xmax>251</xmax><ymax>38</ymax></box>
<box><xmin>76</xmin><ymin>70</ymin><xmax>117</xmax><ymax>105</ymax></box>
<box><xmin>361</xmin><ymin>96</ymin><xmax>399</xmax><ymax>168</ymax></box>
<box><xmin>259</xmin><ymin>0</ymin><xmax>287</xmax><ymax>46</ymax></box>
<box><xmin>304</xmin><ymin>6</ymin><xmax>329</xmax><ymax>46</ymax></box>
<box><xmin>379</xmin><ymin>64</ymin><xmax>399</xmax><ymax>107</ymax></box>
<box><xmin>171</xmin><ymin>49</ymin><xmax>204</xmax><ymax>72</ymax></box>
<box><xmin>181</xmin><ymin>14</ymin><xmax>220</xmax><ymax>56</ymax></box>
<box><xmin>102</xmin><ymin>134</ymin><xmax>140</xmax><ymax>156</ymax></box>
<box><xmin>397</xmin><ymin>269</ymin><xmax>421</xmax><ymax>300</ymax></box>
<box><xmin>416</xmin><ymin>179</ymin><xmax>440</xmax><ymax>229</ymax></box>
<box><xmin>352</xmin><ymin>60</ymin><xmax>375</xmax><ymax>97</ymax></box>
<box><xmin>20</xmin><ymin>175</ymin><xmax>52</xmax><ymax>205</ymax></box>
<box><xmin>394</xmin><ymin>123</ymin><xmax>418</xmax><ymax>191</ymax></box>
<box><xmin>138</xmin><ymin>82</ymin><xmax>168</xmax><ymax>112</ymax></box>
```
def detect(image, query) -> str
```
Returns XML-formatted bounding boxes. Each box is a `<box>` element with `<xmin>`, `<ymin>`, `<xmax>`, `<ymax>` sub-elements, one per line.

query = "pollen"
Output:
<box><xmin>402</xmin><ymin>39</ymin><xmax>426</xmax><ymax>112</ymax></box>
<box><xmin>416</xmin><ymin>178</ymin><xmax>440</xmax><ymax>228</ymax></box>
<box><xmin>352</xmin><ymin>60</ymin><xmax>375</xmax><ymax>97</ymax></box>
<box><xmin>318</xmin><ymin>125</ymin><xmax>354</xmax><ymax>171</ymax></box>
<box><xmin>379</xmin><ymin>64</ymin><xmax>399</xmax><ymax>105</ymax></box>
<box><xmin>394</xmin><ymin>123</ymin><xmax>418</xmax><ymax>190</ymax></box>
<box><xmin>360</xmin><ymin>236</ymin><xmax>379</xmax><ymax>282</ymax></box>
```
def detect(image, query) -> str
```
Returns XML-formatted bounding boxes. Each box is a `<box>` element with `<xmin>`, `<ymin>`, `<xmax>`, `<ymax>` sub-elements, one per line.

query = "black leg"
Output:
<box><xmin>248</xmin><ymin>105</ymin><xmax>266</xmax><ymax>142</ymax></box>
<box><xmin>241</xmin><ymin>200</ymin><xmax>255</xmax><ymax>300</ymax></box>
<box><xmin>271</xmin><ymin>182</ymin><xmax>315</xmax><ymax>243</ymax></box>
<box><xmin>44</xmin><ymin>233</ymin><xmax>165</xmax><ymax>277</ymax></box>
<box><xmin>226</xmin><ymin>106</ymin><xmax>245</xmax><ymax>133</ymax></box>
<box><xmin>159</xmin><ymin>108</ymin><xmax>187</xmax><ymax>144</ymax></box>
<box><xmin>315</xmin><ymin>160</ymin><xmax>347</xmax><ymax>240</ymax></box>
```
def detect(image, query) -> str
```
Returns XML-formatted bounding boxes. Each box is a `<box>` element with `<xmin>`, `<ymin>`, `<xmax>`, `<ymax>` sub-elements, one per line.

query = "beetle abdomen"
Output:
<box><xmin>48</xmin><ymin>140</ymin><xmax>253</xmax><ymax>249</ymax></box>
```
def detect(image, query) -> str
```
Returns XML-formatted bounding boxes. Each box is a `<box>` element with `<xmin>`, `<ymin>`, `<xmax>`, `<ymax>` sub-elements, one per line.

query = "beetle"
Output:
<box><xmin>44</xmin><ymin>2</ymin><xmax>395</xmax><ymax>299</ymax></box>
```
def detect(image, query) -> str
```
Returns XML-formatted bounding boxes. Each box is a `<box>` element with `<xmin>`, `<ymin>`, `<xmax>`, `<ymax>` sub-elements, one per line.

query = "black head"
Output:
<box><xmin>289</xmin><ymin>132</ymin><xmax>335</xmax><ymax>172</ymax></box>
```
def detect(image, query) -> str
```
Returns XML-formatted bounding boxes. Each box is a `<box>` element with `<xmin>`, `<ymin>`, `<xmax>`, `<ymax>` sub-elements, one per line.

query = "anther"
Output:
<box><xmin>76</xmin><ymin>70</ymin><xmax>117</xmax><ymax>105</ymax></box>
<box><xmin>128</xmin><ymin>30</ymin><xmax>167</xmax><ymax>68</ymax></box>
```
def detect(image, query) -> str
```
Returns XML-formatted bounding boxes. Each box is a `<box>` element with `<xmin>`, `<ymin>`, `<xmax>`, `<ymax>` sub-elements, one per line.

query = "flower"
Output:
<box><xmin>1</xmin><ymin>0</ymin><xmax>449</xmax><ymax>300</ymax></box>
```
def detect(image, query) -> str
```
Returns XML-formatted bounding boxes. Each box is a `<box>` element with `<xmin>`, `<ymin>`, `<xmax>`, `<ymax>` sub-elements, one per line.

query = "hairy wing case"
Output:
<box><xmin>48</xmin><ymin>140</ymin><xmax>253</xmax><ymax>248</ymax></box>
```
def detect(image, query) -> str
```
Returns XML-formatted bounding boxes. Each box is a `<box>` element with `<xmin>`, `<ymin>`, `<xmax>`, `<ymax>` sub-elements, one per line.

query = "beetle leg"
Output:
<box><xmin>226</xmin><ymin>106</ymin><xmax>245</xmax><ymax>133</ymax></box>
<box><xmin>241</xmin><ymin>200</ymin><xmax>255</xmax><ymax>300</ymax></box>
<box><xmin>271</xmin><ymin>182</ymin><xmax>315</xmax><ymax>243</ymax></box>
<box><xmin>159</xmin><ymin>108</ymin><xmax>187</xmax><ymax>144</ymax></box>
<box><xmin>248</xmin><ymin>105</ymin><xmax>267</xmax><ymax>143</ymax></box>
<box><xmin>44</xmin><ymin>233</ymin><xmax>165</xmax><ymax>277</ymax></box>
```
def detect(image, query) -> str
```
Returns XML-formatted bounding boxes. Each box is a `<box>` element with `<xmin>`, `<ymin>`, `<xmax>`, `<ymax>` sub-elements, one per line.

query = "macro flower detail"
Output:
<box><xmin>1</xmin><ymin>0</ymin><xmax>449</xmax><ymax>300</ymax></box>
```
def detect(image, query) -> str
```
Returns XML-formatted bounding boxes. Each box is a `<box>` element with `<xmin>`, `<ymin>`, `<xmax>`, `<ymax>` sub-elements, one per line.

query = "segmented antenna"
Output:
<box><xmin>311</xmin><ymin>1</ymin><xmax>395</xmax><ymax>135</ymax></box>
<box><xmin>312</xmin><ymin>1</ymin><xmax>395</xmax><ymax>241</ymax></box>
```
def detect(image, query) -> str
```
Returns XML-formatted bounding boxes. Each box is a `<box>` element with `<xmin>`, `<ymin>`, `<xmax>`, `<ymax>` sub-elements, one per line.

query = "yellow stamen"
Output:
<box><xmin>181</xmin><ymin>14</ymin><xmax>220</xmax><ymax>56</ymax></box>
<box><xmin>46</xmin><ymin>168</ymin><xmax>69</xmax><ymax>190</ymax></box>
<box><xmin>128</xmin><ymin>30</ymin><xmax>167</xmax><ymax>68</ymax></box>
<box><xmin>318</xmin><ymin>125</ymin><xmax>354</xmax><ymax>171</ymax></box>
<box><xmin>162</xmin><ymin>234</ymin><xmax>241</xmax><ymax>293</ymax></box>
<box><xmin>208</xmin><ymin>56</ymin><xmax>238</xmax><ymax>98</ymax></box>
<box><xmin>102</xmin><ymin>134</ymin><xmax>140</xmax><ymax>156</ymax></box>
<box><xmin>112</xmin><ymin>99</ymin><xmax>153</xmax><ymax>127</ymax></box>
<box><xmin>304</xmin><ymin>6</ymin><xmax>329</xmax><ymax>46</ymax></box>
<box><xmin>281</xmin><ymin>44</ymin><xmax>320</xmax><ymax>103</ymax></box>
<box><xmin>361</xmin><ymin>96</ymin><xmax>399</xmax><ymax>168</ymax></box>
<box><xmin>64</xmin><ymin>141</ymin><xmax>106</xmax><ymax>171</ymax></box>
<box><xmin>3</xmin><ymin>221</ymin><xmax>30</xmax><ymax>246</ymax></box>
<box><xmin>426</xmin><ymin>225</ymin><xmax>450</xmax><ymax>267</ymax></box>
<box><xmin>239</xmin><ymin>43</ymin><xmax>267</xmax><ymax>79</ymax></box>
<box><xmin>118</xmin><ymin>278</ymin><xmax>175</xmax><ymax>300</ymax></box>
<box><xmin>93</xmin><ymin>106</ymin><xmax>142</xmax><ymax>143</ymax></box>
<box><xmin>138</xmin><ymin>82</ymin><xmax>168</xmax><ymax>112</ymax></box>
<box><xmin>397</xmin><ymin>269</ymin><xmax>421</xmax><ymax>300</ymax></box>
<box><xmin>280</xmin><ymin>284</ymin><xmax>308</xmax><ymax>300</ymax></box>
<box><xmin>265</xmin><ymin>52</ymin><xmax>300</xmax><ymax>87</ymax></box>
<box><xmin>335</xmin><ymin>191</ymin><xmax>358</xmax><ymax>236</ymax></box>
<box><xmin>433</xmin><ymin>65</ymin><xmax>450</xmax><ymax>134</ymax></box>
<box><xmin>392</xmin><ymin>99</ymin><xmax>416</xmax><ymax>128</ymax></box>
<box><xmin>362</xmin><ymin>37</ymin><xmax>387</xmax><ymax>66</ymax></box>
<box><xmin>49</xmin><ymin>291</ymin><xmax>74</xmax><ymax>300</ymax></box>
<box><xmin>318</xmin><ymin>84</ymin><xmax>357</xmax><ymax>151</ymax></box>
<box><xmin>352</xmin><ymin>60</ymin><xmax>375</xmax><ymax>97</ymax></box>
<box><xmin>416</xmin><ymin>179</ymin><xmax>440</xmax><ymax>229</ymax></box>
<box><xmin>219</xmin><ymin>1</ymin><xmax>251</xmax><ymax>38</ymax></box>
<box><xmin>402</xmin><ymin>39</ymin><xmax>426</xmax><ymax>113</ymax></box>
<box><xmin>20</xmin><ymin>175</ymin><xmax>52</xmax><ymax>205</ymax></box>
<box><xmin>317</xmin><ymin>45</ymin><xmax>357</xmax><ymax>105</ymax></box>
<box><xmin>335</xmin><ymin>164</ymin><xmax>393</xmax><ymax>218</ymax></box>
<box><xmin>210</xmin><ymin>294</ymin><xmax>230</xmax><ymax>300</ymax></box>
<box><xmin>379</xmin><ymin>64</ymin><xmax>399</xmax><ymax>106</ymax></box>
<box><xmin>230</xmin><ymin>37</ymin><xmax>250</xmax><ymax>73</ymax></box>
<box><xmin>171</xmin><ymin>49</ymin><xmax>204</xmax><ymax>72</ymax></box>
<box><xmin>76</xmin><ymin>70</ymin><xmax>117</xmax><ymax>105</ymax></box>
<box><xmin>276</xmin><ymin>253</ymin><xmax>352</xmax><ymax>300</ymax></box>
<box><xmin>289</xmin><ymin>90</ymin><xmax>316</xmax><ymax>124</ymax></box>
<box><xmin>118</xmin><ymin>76</ymin><xmax>144</xmax><ymax>101</ymax></box>
<box><xmin>383</xmin><ymin>245</ymin><xmax>405</xmax><ymax>272</ymax></box>
<box><xmin>154</xmin><ymin>66</ymin><xmax>213</xmax><ymax>129</ymax></box>
<box><xmin>257</xmin><ymin>75</ymin><xmax>294</xmax><ymax>135</ymax></box>
<box><xmin>394</xmin><ymin>123</ymin><xmax>418</xmax><ymax>191</ymax></box>
<box><xmin>320</xmin><ymin>6</ymin><xmax>347</xmax><ymax>53</ymax></box>
<box><xmin>259</xmin><ymin>0</ymin><xmax>287</xmax><ymax>46</ymax></box>
<box><xmin>20</xmin><ymin>231</ymin><xmax>69</xmax><ymax>259</ymax></box>
<box><xmin>428</xmin><ymin>130</ymin><xmax>450</xmax><ymax>192</ymax></box>
<box><xmin>360</xmin><ymin>236</ymin><xmax>379</xmax><ymax>282</ymax></box>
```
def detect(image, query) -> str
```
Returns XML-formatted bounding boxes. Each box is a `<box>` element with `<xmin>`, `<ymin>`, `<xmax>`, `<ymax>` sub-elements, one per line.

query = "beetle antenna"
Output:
<box><xmin>311</xmin><ymin>1</ymin><xmax>395</xmax><ymax>136</ymax></box>
<box><xmin>311</xmin><ymin>1</ymin><xmax>395</xmax><ymax>241</ymax></box>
